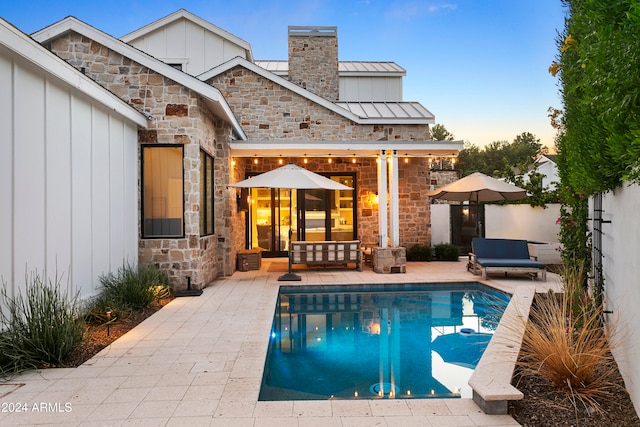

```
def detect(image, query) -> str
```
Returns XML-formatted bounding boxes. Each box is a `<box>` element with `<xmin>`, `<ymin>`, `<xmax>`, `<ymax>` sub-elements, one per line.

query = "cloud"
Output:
<box><xmin>428</xmin><ymin>3</ymin><xmax>458</xmax><ymax>13</ymax></box>
<box><xmin>385</xmin><ymin>2</ymin><xmax>457</xmax><ymax>21</ymax></box>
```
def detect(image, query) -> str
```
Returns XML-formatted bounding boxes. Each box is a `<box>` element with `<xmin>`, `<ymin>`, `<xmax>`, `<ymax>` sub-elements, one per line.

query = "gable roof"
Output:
<box><xmin>199</xmin><ymin>56</ymin><xmax>434</xmax><ymax>125</ymax></box>
<box><xmin>0</xmin><ymin>17</ymin><xmax>148</xmax><ymax>128</ymax></box>
<box><xmin>31</xmin><ymin>16</ymin><xmax>247</xmax><ymax>140</ymax></box>
<box><xmin>536</xmin><ymin>154</ymin><xmax>557</xmax><ymax>164</ymax></box>
<box><xmin>120</xmin><ymin>9</ymin><xmax>253</xmax><ymax>62</ymax></box>
<box><xmin>255</xmin><ymin>60</ymin><xmax>406</xmax><ymax>77</ymax></box>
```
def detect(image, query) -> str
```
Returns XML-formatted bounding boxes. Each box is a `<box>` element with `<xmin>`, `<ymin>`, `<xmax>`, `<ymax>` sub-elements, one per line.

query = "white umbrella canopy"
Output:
<box><xmin>229</xmin><ymin>163</ymin><xmax>352</xmax><ymax>191</ymax></box>
<box><xmin>426</xmin><ymin>172</ymin><xmax>528</xmax><ymax>202</ymax></box>
<box><xmin>230</xmin><ymin>163</ymin><xmax>352</xmax><ymax>281</ymax></box>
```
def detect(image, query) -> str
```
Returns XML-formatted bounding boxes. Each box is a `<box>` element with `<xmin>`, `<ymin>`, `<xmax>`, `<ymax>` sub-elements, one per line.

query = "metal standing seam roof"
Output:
<box><xmin>254</xmin><ymin>60</ymin><xmax>406</xmax><ymax>75</ymax></box>
<box><xmin>336</xmin><ymin>101</ymin><xmax>435</xmax><ymax>120</ymax></box>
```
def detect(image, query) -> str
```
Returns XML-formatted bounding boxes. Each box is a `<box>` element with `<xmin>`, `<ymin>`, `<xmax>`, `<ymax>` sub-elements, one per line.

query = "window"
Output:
<box><xmin>142</xmin><ymin>145</ymin><xmax>184</xmax><ymax>238</ymax></box>
<box><xmin>200</xmin><ymin>150</ymin><xmax>214</xmax><ymax>236</ymax></box>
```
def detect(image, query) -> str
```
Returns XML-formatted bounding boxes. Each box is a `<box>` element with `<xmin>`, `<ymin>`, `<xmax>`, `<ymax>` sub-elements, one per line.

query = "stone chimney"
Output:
<box><xmin>288</xmin><ymin>26</ymin><xmax>339</xmax><ymax>101</ymax></box>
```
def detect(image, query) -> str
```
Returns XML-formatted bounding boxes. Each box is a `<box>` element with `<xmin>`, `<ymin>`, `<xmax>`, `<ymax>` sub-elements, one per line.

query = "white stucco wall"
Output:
<box><xmin>0</xmin><ymin>43</ymin><xmax>139</xmax><ymax>304</ymax></box>
<box><xmin>485</xmin><ymin>204</ymin><xmax>561</xmax><ymax>243</ymax></box>
<box><xmin>599</xmin><ymin>184</ymin><xmax>640</xmax><ymax>415</ymax></box>
<box><xmin>430</xmin><ymin>204</ymin><xmax>451</xmax><ymax>245</ymax></box>
<box><xmin>430</xmin><ymin>203</ymin><xmax>561</xmax><ymax>245</ymax></box>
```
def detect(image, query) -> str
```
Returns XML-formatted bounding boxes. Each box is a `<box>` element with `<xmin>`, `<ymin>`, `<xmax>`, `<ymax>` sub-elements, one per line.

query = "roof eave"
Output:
<box><xmin>229</xmin><ymin>140</ymin><xmax>463</xmax><ymax>158</ymax></box>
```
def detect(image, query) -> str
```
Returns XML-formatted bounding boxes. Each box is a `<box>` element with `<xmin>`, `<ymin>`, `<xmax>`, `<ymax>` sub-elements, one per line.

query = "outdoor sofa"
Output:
<box><xmin>290</xmin><ymin>240</ymin><xmax>363</xmax><ymax>271</ymax></box>
<box><xmin>468</xmin><ymin>238</ymin><xmax>546</xmax><ymax>281</ymax></box>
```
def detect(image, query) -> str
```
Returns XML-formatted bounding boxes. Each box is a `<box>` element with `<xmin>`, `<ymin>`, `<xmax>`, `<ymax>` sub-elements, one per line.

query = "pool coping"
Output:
<box><xmin>468</xmin><ymin>284</ymin><xmax>535</xmax><ymax>414</ymax></box>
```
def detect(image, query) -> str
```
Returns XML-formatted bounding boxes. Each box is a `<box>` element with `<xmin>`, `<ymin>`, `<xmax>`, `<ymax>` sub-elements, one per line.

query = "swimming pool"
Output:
<box><xmin>259</xmin><ymin>283</ymin><xmax>511</xmax><ymax>400</ymax></box>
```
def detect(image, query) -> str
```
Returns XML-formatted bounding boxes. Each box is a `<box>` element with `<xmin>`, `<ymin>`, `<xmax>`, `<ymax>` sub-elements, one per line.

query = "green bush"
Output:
<box><xmin>0</xmin><ymin>271</ymin><xmax>84</xmax><ymax>376</ymax></box>
<box><xmin>95</xmin><ymin>262</ymin><xmax>171</xmax><ymax>312</ymax></box>
<box><xmin>406</xmin><ymin>244</ymin><xmax>433</xmax><ymax>261</ymax></box>
<box><xmin>434</xmin><ymin>243</ymin><xmax>460</xmax><ymax>261</ymax></box>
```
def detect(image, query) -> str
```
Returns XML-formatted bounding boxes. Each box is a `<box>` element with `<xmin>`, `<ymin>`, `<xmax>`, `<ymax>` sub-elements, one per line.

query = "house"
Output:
<box><xmin>533</xmin><ymin>154</ymin><xmax>559</xmax><ymax>191</ymax></box>
<box><xmin>0</xmin><ymin>17</ymin><xmax>147</xmax><ymax>302</ymax></box>
<box><xmin>3</xmin><ymin>9</ymin><xmax>462</xmax><ymax>294</ymax></box>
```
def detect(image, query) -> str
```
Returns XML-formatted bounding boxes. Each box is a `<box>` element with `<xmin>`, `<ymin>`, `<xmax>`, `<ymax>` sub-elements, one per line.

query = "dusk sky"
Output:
<box><xmin>1</xmin><ymin>0</ymin><xmax>566</xmax><ymax>149</ymax></box>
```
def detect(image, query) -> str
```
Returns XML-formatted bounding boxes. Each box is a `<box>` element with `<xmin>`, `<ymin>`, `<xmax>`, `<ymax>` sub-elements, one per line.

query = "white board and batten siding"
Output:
<box><xmin>0</xmin><ymin>20</ymin><xmax>145</xmax><ymax>304</ymax></box>
<box><xmin>124</xmin><ymin>16</ymin><xmax>251</xmax><ymax>77</ymax></box>
<box><xmin>339</xmin><ymin>76</ymin><xmax>403</xmax><ymax>102</ymax></box>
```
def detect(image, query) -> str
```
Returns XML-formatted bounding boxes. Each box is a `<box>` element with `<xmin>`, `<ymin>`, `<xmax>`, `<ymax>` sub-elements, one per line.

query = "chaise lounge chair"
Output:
<box><xmin>468</xmin><ymin>238</ymin><xmax>546</xmax><ymax>281</ymax></box>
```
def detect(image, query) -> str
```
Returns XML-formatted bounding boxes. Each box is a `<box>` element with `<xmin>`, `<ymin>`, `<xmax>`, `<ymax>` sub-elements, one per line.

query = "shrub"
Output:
<box><xmin>95</xmin><ymin>262</ymin><xmax>171</xmax><ymax>312</ymax></box>
<box><xmin>516</xmin><ymin>265</ymin><xmax>619</xmax><ymax>414</ymax></box>
<box><xmin>406</xmin><ymin>244</ymin><xmax>433</xmax><ymax>261</ymax></box>
<box><xmin>434</xmin><ymin>243</ymin><xmax>459</xmax><ymax>261</ymax></box>
<box><xmin>0</xmin><ymin>271</ymin><xmax>84</xmax><ymax>376</ymax></box>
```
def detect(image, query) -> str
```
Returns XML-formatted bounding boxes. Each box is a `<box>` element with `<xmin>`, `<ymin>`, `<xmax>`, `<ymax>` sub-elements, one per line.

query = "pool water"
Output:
<box><xmin>259</xmin><ymin>283</ymin><xmax>511</xmax><ymax>400</ymax></box>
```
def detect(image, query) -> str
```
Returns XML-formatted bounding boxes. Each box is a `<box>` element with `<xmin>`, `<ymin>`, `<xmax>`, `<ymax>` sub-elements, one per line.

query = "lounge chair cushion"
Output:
<box><xmin>475</xmin><ymin>258</ymin><xmax>545</xmax><ymax>269</ymax></box>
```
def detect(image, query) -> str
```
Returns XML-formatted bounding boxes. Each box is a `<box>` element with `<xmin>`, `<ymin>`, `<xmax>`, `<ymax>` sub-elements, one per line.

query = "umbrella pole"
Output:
<box><xmin>279</xmin><ymin>188</ymin><xmax>301</xmax><ymax>281</ymax></box>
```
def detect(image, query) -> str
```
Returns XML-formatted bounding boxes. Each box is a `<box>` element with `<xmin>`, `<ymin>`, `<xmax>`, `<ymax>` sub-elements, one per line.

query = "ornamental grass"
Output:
<box><xmin>516</xmin><ymin>263</ymin><xmax>620</xmax><ymax>414</ymax></box>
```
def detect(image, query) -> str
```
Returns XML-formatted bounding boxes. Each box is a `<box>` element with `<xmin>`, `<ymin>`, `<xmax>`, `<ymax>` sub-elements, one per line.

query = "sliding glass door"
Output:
<box><xmin>247</xmin><ymin>173</ymin><xmax>356</xmax><ymax>256</ymax></box>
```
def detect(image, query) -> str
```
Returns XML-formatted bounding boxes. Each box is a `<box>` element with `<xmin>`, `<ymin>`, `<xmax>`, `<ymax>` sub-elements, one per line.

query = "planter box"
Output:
<box><xmin>237</xmin><ymin>250</ymin><xmax>262</xmax><ymax>271</ymax></box>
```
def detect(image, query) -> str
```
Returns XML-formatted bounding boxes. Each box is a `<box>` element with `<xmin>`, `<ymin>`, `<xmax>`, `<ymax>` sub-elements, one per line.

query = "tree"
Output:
<box><xmin>555</xmin><ymin>0</ymin><xmax>640</xmax><ymax>194</ymax></box>
<box><xmin>430</xmin><ymin>124</ymin><xmax>454</xmax><ymax>141</ymax></box>
<box><xmin>456</xmin><ymin>133</ymin><xmax>543</xmax><ymax>178</ymax></box>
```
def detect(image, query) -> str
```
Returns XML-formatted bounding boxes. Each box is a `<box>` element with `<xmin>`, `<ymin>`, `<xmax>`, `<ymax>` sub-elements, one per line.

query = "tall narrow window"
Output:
<box><xmin>142</xmin><ymin>145</ymin><xmax>184</xmax><ymax>238</ymax></box>
<box><xmin>200</xmin><ymin>150</ymin><xmax>214</xmax><ymax>236</ymax></box>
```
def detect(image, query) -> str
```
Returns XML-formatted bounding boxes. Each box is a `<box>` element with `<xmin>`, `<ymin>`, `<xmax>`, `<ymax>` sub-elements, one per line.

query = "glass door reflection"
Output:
<box><xmin>250</xmin><ymin>188</ymin><xmax>296</xmax><ymax>256</ymax></box>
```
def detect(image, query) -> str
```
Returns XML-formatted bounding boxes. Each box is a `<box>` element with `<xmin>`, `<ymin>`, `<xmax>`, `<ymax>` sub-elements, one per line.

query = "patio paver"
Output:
<box><xmin>0</xmin><ymin>258</ymin><xmax>560</xmax><ymax>425</ymax></box>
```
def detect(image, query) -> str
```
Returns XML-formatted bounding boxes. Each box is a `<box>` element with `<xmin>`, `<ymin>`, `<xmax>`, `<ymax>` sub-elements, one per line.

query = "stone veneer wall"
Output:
<box><xmin>430</xmin><ymin>170</ymin><xmax>461</xmax><ymax>204</ymax></box>
<box><xmin>207</xmin><ymin>66</ymin><xmax>430</xmax><ymax>141</ymax></box>
<box><xmin>288</xmin><ymin>27</ymin><xmax>339</xmax><ymax>101</ymax></box>
<box><xmin>49</xmin><ymin>32</ymin><xmax>235</xmax><ymax>290</ymax></box>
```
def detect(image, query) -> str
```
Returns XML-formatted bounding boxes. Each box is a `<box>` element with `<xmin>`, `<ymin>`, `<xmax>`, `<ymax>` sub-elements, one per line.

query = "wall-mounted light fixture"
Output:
<box><xmin>369</xmin><ymin>191</ymin><xmax>379</xmax><ymax>207</ymax></box>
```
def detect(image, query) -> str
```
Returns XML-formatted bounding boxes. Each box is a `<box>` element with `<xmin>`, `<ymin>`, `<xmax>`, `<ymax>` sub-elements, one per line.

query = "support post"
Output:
<box><xmin>377</xmin><ymin>150</ymin><xmax>388</xmax><ymax>248</ymax></box>
<box><xmin>390</xmin><ymin>150</ymin><xmax>399</xmax><ymax>247</ymax></box>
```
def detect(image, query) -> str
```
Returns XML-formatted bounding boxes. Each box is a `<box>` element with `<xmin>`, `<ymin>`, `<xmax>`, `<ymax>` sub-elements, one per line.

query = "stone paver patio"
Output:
<box><xmin>0</xmin><ymin>258</ymin><xmax>560</xmax><ymax>426</ymax></box>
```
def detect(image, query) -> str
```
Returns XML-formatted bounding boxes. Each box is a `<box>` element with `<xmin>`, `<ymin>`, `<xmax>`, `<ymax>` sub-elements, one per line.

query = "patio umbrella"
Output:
<box><xmin>426</xmin><ymin>172</ymin><xmax>528</xmax><ymax>202</ymax></box>
<box><xmin>230</xmin><ymin>163</ymin><xmax>352</xmax><ymax>281</ymax></box>
<box><xmin>426</xmin><ymin>172</ymin><xmax>528</xmax><ymax>234</ymax></box>
<box><xmin>431</xmin><ymin>330</ymin><xmax>493</xmax><ymax>369</ymax></box>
